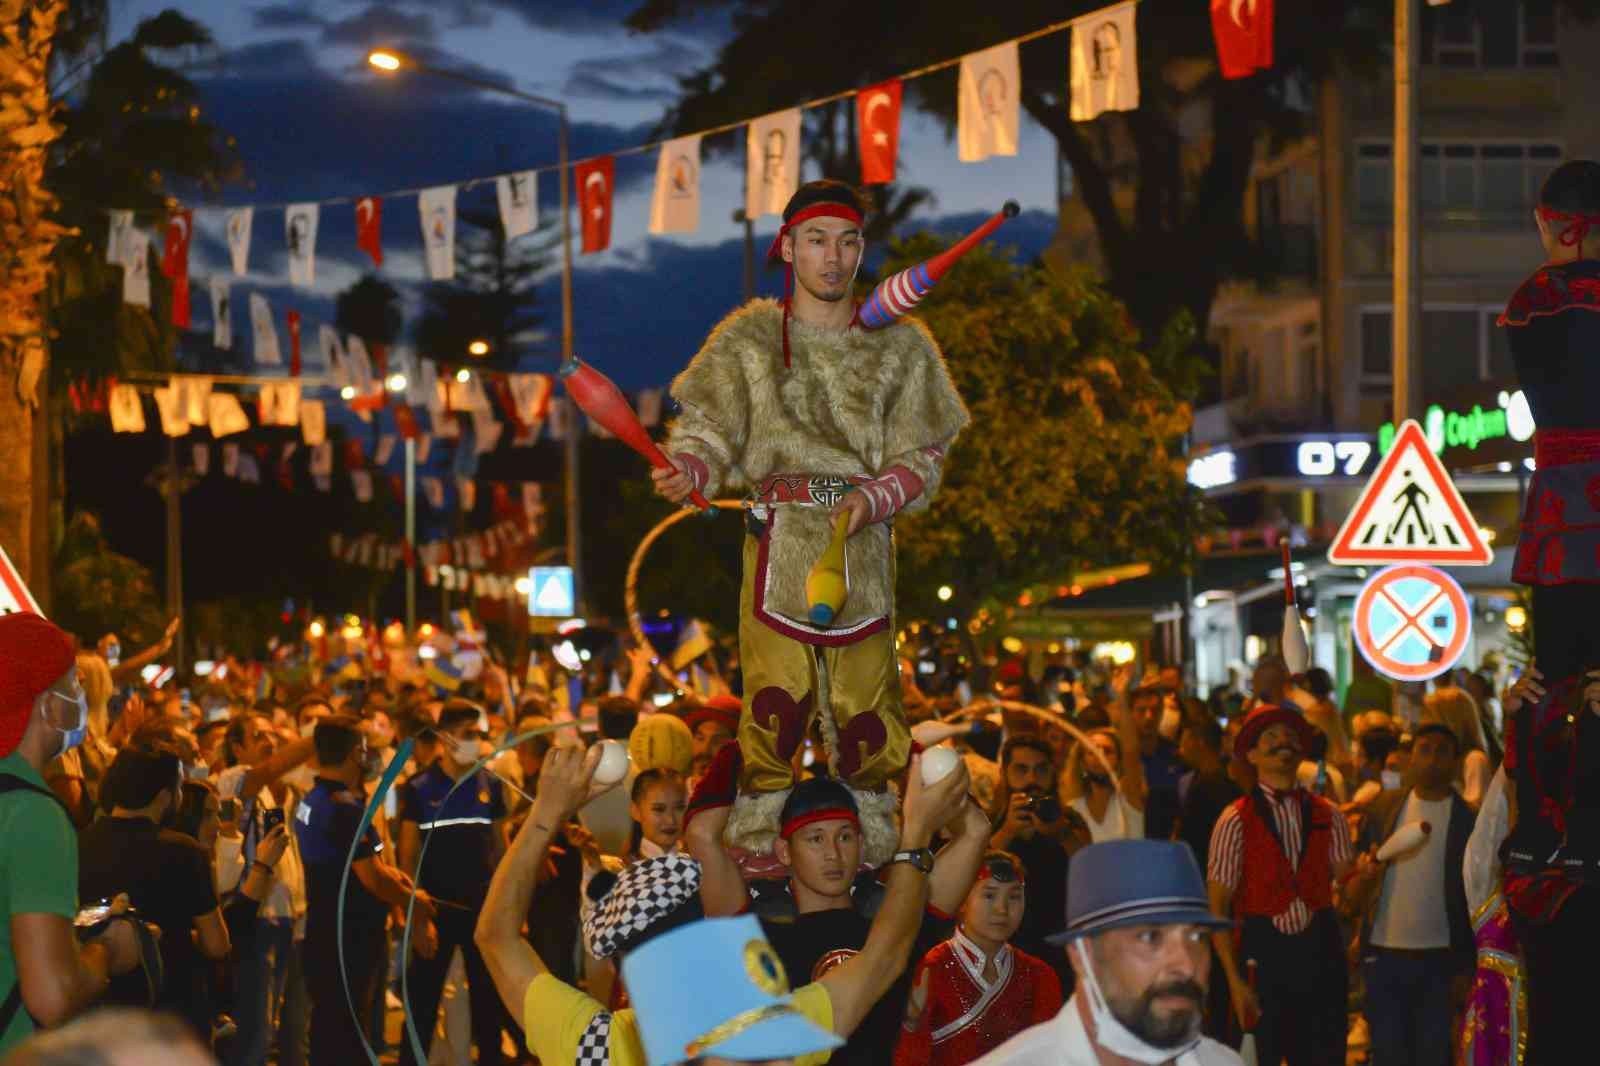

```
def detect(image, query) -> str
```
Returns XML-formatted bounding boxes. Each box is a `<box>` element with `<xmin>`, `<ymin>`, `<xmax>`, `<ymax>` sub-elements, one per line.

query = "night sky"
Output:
<box><xmin>78</xmin><ymin>0</ymin><xmax>1068</xmax><ymax>616</ymax></box>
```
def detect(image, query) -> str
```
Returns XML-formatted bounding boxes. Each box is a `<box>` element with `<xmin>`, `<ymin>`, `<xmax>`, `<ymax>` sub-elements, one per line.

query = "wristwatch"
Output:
<box><xmin>886</xmin><ymin>847</ymin><xmax>935</xmax><ymax>874</ymax></box>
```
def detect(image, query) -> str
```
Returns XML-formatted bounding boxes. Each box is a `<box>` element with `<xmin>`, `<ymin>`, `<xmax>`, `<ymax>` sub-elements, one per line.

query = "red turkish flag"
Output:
<box><xmin>286</xmin><ymin>309</ymin><xmax>302</xmax><ymax>377</ymax></box>
<box><xmin>394</xmin><ymin>404</ymin><xmax>421</xmax><ymax>440</ymax></box>
<box><xmin>576</xmin><ymin>155</ymin><xmax>615</xmax><ymax>254</ymax></box>
<box><xmin>857</xmin><ymin>79</ymin><xmax>902</xmax><ymax>185</ymax></box>
<box><xmin>1212</xmin><ymin>0</ymin><xmax>1273</xmax><ymax>80</ymax></box>
<box><xmin>355</xmin><ymin>196</ymin><xmax>383</xmax><ymax>266</ymax></box>
<box><xmin>343</xmin><ymin>439</ymin><xmax>366</xmax><ymax>470</ymax></box>
<box><xmin>162</xmin><ymin>209</ymin><xmax>193</xmax><ymax>327</ymax></box>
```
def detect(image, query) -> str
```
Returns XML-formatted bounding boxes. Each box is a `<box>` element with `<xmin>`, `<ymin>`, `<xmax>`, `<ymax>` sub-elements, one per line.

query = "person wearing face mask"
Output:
<box><xmin>894</xmin><ymin>852</ymin><xmax>1062</xmax><ymax>1066</ymax></box>
<box><xmin>1205</xmin><ymin>705</ymin><xmax>1354</xmax><ymax>1066</ymax></box>
<box><xmin>76</xmin><ymin>749</ymin><xmax>230</xmax><ymax>1034</ymax></box>
<box><xmin>0</xmin><ymin>613</ymin><xmax>150</xmax><ymax>1056</ymax></box>
<box><xmin>971</xmin><ymin>840</ymin><xmax>1242</xmax><ymax>1065</ymax></box>
<box><xmin>395</xmin><ymin>700</ymin><xmax>510</xmax><ymax>1066</ymax></box>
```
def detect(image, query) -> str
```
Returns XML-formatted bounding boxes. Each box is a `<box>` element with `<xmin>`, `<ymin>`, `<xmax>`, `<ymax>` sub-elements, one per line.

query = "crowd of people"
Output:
<box><xmin>0</xmin><ymin>605</ymin><xmax>1555</xmax><ymax>1066</ymax></box>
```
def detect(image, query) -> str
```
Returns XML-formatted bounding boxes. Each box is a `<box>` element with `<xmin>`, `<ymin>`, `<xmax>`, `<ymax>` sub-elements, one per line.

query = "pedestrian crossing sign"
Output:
<box><xmin>0</xmin><ymin>543</ymin><xmax>41</xmax><ymax>617</ymax></box>
<box><xmin>528</xmin><ymin>566</ymin><xmax>575</xmax><ymax>617</ymax></box>
<box><xmin>1327</xmin><ymin>419</ymin><xmax>1494</xmax><ymax>567</ymax></box>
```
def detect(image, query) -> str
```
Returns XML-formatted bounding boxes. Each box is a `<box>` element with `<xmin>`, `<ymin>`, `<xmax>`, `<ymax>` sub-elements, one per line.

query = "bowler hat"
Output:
<box><xmin>1233</xmin><ymin>703</ymin><xmax>1317</xmax><ymax>762</ymax></box>
<box><xmin>1046</xmin><ymin>839</ymin><xmax>1232</xmax><ymax>944</ymax></box>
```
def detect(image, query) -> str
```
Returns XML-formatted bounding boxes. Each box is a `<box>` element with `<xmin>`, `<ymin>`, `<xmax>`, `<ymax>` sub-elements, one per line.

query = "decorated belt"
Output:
<box><xmin>750</xmin><ymin>473</ymin><xmax>870</xmax><ymax>508</ymax></box>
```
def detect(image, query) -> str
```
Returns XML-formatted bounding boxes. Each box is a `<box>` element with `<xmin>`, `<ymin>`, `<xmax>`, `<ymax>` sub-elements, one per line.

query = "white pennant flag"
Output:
<box><xmin>259</xmin><ymin>381</ymin><xmax>301</xmax><ymax>427</ymax></box>
<box><xmin>208</xmin><ymin>392</ymin><xmax>251</xmax><ymax>438</ymax></box>
<box><xmin>319</xmin><ymin>325</ymin><xmax>346</xmax><ymax>385</ymax></box>
<box><xmin>237</xmin><ymin>453</ymin><xmax>261</xmax><ymax>484</ymax></box>
<box><xmin>546</xmin><ymin>396</ymin><xmax>571</xmax><ymax>440</ymax></box>
<box><xmin>375</xmin><ymin>434</ymin><xmax>397</xmax><ymax>466</ymax></box>
<box><xmin>418</xmin><ymin>185</ymin><xmax>457</xmax><ymax>280</ymax></box>
<box><xmin>250</xmin><ymin>293</ymin><xmax>281</xmax><ymax>365</ymax></box>
<box><xmin>300</xmin><ymin>400</ymin><xmax>326</xmax><ymax>445</ymax></box>
<box><xmin>152</xmin><ymin>385</ymin><xmax>186</xmax><ymax>436</ymax></box>
<box><xmin>350</xmin><ymin>470</ymin><xmax>373</xmax><ymax>502</ymax></box>
<box><xmin>285</xmin><ymin>203</ymin><xmax>319</xmax><ymax>286</ymax></box>
<box><xmin>448</xmin><ymin>373</ymin><xmax>489</xmax><ymax>412</ymax></box>
<box><xmin>521</xmin><ymin>483</ymin><xmax>544</xmax><ymax>521</ymax></box>
<box><xmin>226</xmin><ymin>207</ymin><xmax>252</xmax><ymax>275</ymax></box>
<box><xmin>210</xmin><ymin>278</ymin><xmax>232</xmax><ymax>349</ymax></box>
<box><xmin>422</xmin><ymin>476</ymin><xmax>445</xmax><ymax>509</ymax></box>
<box><xmin>122</xmin><ymin>229</ymin><xmax>151</xmax><ymax>307</ymax></box>
<box><xmin>407</xmin><ymin>353</ymin><xmax>434</xmax><ymax>409</ymax></box>
<box><xmin>106</xmin><ymin>210</ymin><xmax>133</xmax><ymax>266</ymax></box>
<box><xmin>497</xmin><ymin>171</ymin><xmax>538</xmax><ymax>240</ymax></box>
<box><xmin>959</xmin><ymin>41</ymin><xmax>1020</xmax><ymax>161</ymax></box>
<box><xmin>637</xmin><ymin>387</ymin><xmax>664</xmax><ymax>428</ymax></box>
<box><xmin>458</xmin><ymin>478</ymin><xmax>477</xmax><ymax>512</ymax></box>
<box><xmin>180</xmin><ymin>377</ymin><xmax>212</xmax><ymax>426</ymax></box>
<box><xmin>309</xmin><ymin>441</ymin><xmax>333</xmax><ymax>476</ymax></box>
<box><xmin>345</xmin><ymin>335</ymin><xmax>376</xmax><ymax>395</ymax></box>
<box><xmin>746</xmin><ymin>110</ymin><xmax>801</xmax><ymax>218</ymax></box>
<box><xmin>650</xmin><ymin>134</ymin><xmax>702</xmax><ymax>234</ymax></box>
<box><xmin>222</xmin><ymin>442</ymin><xmax>240</xmax><ymax>477</ymax></box>
<box><xmin>192</xmin><ymin>444</ymin><xmax>210</xmax><ymax>475</ymax></box>
<box><xmin>472</xmin><ymin>408</ymin><xmax>503</xmax><ymax>454</ymax></box>
<box><xmin>507</xmin><ymin>373</ymin><xmax>553</xmax><ymax>426</ymax></box>
<box><xmin>1070</xmin><ymin>1</ymin><xmax>1139</xmax><ymax>122</ymax></box>
<box><xmin>108</xmin><ymin>385</ymin><xmax>145</xmax><ymax>433</ymax></box>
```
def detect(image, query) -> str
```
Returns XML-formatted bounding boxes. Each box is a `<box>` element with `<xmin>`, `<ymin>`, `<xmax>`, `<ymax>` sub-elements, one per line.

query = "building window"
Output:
<box><xmin>1423</xmin><ymin>1</ymin><xmax>1557</xmax><ymax>68</ymax></box>
<box><xmin>1360</xmin><ymin>304</ymin><xmax>1518</xmax><ymax>393</ymax></box>
<box><xmin>1355</xmin><ymin>141</ymin><xmax>1561</xmax><ymax>220</ymax></box>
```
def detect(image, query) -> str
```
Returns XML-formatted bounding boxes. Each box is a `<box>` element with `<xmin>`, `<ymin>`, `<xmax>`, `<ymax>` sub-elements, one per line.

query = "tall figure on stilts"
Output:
<box><xmin>651</xmin><ymin>180</ymin><xmax>980</xmax><ymax>862</ymax></box>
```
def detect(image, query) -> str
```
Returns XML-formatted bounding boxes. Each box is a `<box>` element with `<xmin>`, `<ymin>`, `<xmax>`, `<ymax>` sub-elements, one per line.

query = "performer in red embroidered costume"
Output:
<box><xmin>895</xmin><ymin>852</ymin><xmax>1062</xmax><ymax>1066</ymax></box>
<box><xmin>1496</xmin><ymin>160</ymin><xmax>1600</xmax><ymax>1066</ymax></box>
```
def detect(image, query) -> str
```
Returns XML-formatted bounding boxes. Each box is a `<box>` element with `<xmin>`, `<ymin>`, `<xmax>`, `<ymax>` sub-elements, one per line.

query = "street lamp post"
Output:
<box><xmin>368</xmin><ymin>49</ymin><xmax>584</xmax><ymax>611</ymax></box>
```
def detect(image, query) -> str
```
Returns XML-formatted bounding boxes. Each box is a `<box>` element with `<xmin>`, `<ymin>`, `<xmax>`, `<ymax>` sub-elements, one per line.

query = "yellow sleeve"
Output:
<box><xmin>522</xmin><ymin>974</ymin><xmax>652</xmax><ymax>1066</ymax></box>
<box><xmin>792</xmin><ymin>981</ymin><xmax>838</xmax><ymax>1066</ymax></box>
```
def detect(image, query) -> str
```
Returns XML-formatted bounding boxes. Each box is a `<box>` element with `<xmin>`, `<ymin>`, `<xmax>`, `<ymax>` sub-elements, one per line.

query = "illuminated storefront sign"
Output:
<box><xmin>1378</xmin><ymin>390</ymin><xmax>1536</xmax><ymax>457</ymax></box>
<box><xmin>1187</xmin><ymin>435</ymin><xmax>1377</xmax><ymax>494</ymax></box>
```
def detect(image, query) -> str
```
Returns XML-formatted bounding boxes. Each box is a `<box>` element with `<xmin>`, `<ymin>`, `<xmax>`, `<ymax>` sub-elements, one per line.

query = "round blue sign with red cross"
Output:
<box><xmin>1352</xmin><ymin>564</ymin><xmax>1472</xmax><ymax>682</ymax></box>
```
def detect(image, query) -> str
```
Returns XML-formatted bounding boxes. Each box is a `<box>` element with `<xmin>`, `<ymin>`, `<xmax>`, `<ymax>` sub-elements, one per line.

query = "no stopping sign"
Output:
<box><xmin>1352</xmin><ymin>564</ymin><xmax>1472</xmax><ymax>682</ymax></box>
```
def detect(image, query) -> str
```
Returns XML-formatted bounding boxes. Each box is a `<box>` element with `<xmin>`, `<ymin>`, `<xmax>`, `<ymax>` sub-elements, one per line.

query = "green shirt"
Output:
<box><xmin>0</xmin><ymin>752</ymin><xmax>79</xmax><ymax>1055</ymax></box>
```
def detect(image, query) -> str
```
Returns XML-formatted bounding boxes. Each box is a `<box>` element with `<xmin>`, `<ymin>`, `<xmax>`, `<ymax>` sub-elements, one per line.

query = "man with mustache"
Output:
<box><xmin>1205</xmin><ymin>705</ymin><xmax>1353</xmax><ymax>1066</ymax></box>
<box><xmin>971</xmin><ymin>839</ymin><xmax>1243</xmax><ymax>1065</ymax></box>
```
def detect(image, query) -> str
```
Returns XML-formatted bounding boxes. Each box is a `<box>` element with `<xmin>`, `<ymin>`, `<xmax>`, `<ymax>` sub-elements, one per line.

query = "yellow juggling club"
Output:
<box><xmin>806</xmin><ymin>513</ymin><xmax>851</xmax><ymax>626</ymax></box>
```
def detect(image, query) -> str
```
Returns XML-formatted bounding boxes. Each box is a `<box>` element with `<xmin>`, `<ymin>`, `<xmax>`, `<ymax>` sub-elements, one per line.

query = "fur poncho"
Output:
<box><xmin>665</xmin><ymin>299</ymin><xmax>970</xmax><ymax>638</ymax></box>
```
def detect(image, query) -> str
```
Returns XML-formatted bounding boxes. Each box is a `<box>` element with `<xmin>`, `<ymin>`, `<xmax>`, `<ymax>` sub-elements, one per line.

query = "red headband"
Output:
<box><xmin>976</xmin><ymin>862</ymin><xmax>1024</xmax><ymax>886</ymax></box>
<box><xmin>769</xmin><ymin>202</ymin><xmax>866</xmax><ymax>370</ymax></box>
<box><xmin>1538</xmin><ymin>205</ymin><xmax>1600</xmax><ymax>249</ymax></box>
<box><xmin>779</xmin><ymin>806</ymin><xmax>860</xmax><ymax>840</ymax></box>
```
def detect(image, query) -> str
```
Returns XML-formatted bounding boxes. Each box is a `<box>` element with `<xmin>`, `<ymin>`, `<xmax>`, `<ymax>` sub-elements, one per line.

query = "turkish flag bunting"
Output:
<box><xmin>344</xmin><ymin>439</ymin><xmax>366</xmax><ymax>470</ymax></box>
<box><xmin>1212</xmin><ymin>0</ymin><xmax>1273</xmax><ymax>80</ymax></box>
<box><xmin>857</xmin><ymin>79</ymin><xmax>902</xmax><ymax>185</ymax></box>
<box><xmin>356</xmin><ymin>196</ymin><xmax>383</xmax><ymax>266</ymax></box>
<box><xmin>286</xmin><ymin>309</ymin><xmax>302</xmax><ymax>377</ymax></box>
<box><xmin>162</xmin><ymin>209</ymin><xmax>193</xmax><ymax>327</ymax></box>
<box><xmin>394</xmin><ymin>404</ymin><xmax>422</xmax><ymax>440</ymax></box>
<box><xmin>576</xmin><ymin>155</ymin><xmax>615</xmax><ymax>254</ymax></box>
<box><xmin>491</xmin><ymin>482</ymin><xmax>512</xmax><ymax>518</ymax></box>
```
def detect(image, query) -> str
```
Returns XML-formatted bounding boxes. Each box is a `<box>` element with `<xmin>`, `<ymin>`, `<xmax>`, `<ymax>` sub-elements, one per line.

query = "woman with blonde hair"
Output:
<box><xmin>1059</xmin><ymin>723</ymin><xmax>1147</xmax><ymax>842</ymax></box>
<box><xmin>1421</xmin><ymin>685</ymin><xmax>1492</xmax><ymax>808</ymax></box>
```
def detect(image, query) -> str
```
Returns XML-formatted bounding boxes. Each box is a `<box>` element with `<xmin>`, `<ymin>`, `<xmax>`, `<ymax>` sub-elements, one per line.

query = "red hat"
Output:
<box><xmin>0</xmin><ymin>613</ymin><xmax>79</xmax><ymax>758</ymax></box>
<box><xmin>1233</xmin><ymin>703</ymin><xmax>1317</xmax><ymax>763</ymax></box>
<box><xmin>686</xmin><ymin>695</ymin><xmax>740</xmax><ymax>737</ymax></box>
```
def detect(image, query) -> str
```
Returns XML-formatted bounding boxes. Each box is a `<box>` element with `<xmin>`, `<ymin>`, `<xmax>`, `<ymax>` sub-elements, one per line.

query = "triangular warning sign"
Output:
<box><xmin>1328</xmin><ymin>420</ymin><xmax>1493</xmax><ymax>566</ymax></box>
<box><xmin>535</xmin><ymin>574</ymin><xmax>572</xmax><ymax>613</ymax></box>
<box><xmin>0</xmin><ymin>543</ymin><xmax>41</xmax><ymax>617</ymax></box>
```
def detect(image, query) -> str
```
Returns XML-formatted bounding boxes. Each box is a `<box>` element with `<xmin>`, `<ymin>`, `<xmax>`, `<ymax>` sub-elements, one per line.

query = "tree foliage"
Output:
<box><xmin>885</xmin><ymin>235</ymin><xmax>1205</xmax><ymax>622</ymax></box>
<box><xmin>416</xmin><ymin>208</ymin><xmax>553</xmax><ymax>371</ymax></box>
<box><xmin>335</xmin><ymin>275</ymin><xmax>404</xmax><ymax>347</ymax></box>
<box><xmin>51</xmin><ymin>510</ymin><xmax>166</xmax><ymax>646</ymax></box>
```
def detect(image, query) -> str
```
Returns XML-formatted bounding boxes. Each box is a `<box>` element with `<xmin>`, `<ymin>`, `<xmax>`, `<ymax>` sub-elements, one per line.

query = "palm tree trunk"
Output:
<box><xmin>0</xmin><ymin>0</ymin><xmax>68</xmax><ymax>604</ymax></box>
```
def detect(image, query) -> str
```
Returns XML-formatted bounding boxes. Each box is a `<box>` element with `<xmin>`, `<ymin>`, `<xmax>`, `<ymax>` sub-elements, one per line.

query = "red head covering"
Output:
<box><xmin>766</xmin><ymin>182</ymin><xmax>867</xmax><ymax>369</ymax></box>
<box><xmin>0</xmin><ymin>613</ymin><xmax>79</xmax><ymax>758</ymax></box>
<box><xmin>1538</xmin><ymin>204</ymin><xmax>1600</xmax><ymax>250</ymax></box>
<box><xmin>1232</xmin><ymin>703</ymin><xmax>1317</xmax><ymax>763</ymax></box>
<box><xmin>685</xmin><ymin>694</ymin><xmax>740</xmax><ymax>738</ymax></box>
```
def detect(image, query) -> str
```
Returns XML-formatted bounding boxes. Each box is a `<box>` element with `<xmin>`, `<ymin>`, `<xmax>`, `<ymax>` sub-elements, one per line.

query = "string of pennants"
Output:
<box><xmin>98</xmin><ymin>0</ymin><xmax>1280</xmax><ymax>318</ymax></box>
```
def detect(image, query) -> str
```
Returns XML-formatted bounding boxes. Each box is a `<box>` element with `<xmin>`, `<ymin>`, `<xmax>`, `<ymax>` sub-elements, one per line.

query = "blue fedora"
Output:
<box><xmin>622</xmin><ymin>914</ymin><xmax>843</xmax><ymax>1066</ymax></box>
<box><xmin>1046</xmin><ymin>839</ymin><xmax>1233</xmax><ymax>945</ymax></box>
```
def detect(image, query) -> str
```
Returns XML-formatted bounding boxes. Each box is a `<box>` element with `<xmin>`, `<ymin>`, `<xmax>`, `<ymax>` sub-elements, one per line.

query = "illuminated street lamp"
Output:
<box><xmin>366</xmin><ymin>49</ymin><xmax>402</xmax><ymax>71</ymax></box>
<box><xmin>455</xmin><ymin>368</ymin><xmax>471</xmax><ymax>384</ymax></box>
<box><xmin>339</xmin><ymin>385</ymin><xmax>356</xmax><ymax>401</ymax></box>
<box><xmin>936</xmin><ymin>585</ymin><xmax>954</xmax><ymax>602</ymax></box>
<box><xmin>385</xmin><ymin>372</ymin><xmax>408</xmax><ymax>393</ymax></box>
<box><xmin>467</xmin><ymin>339</ymin><xmax>491</xmax><ymax>357</ymax></box>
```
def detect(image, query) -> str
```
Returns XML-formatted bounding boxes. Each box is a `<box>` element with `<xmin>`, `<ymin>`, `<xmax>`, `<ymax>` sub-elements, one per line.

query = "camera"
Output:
<box><xmin>1020</xmin><ymin>790</ymin><xmax>1062</xmax><ymax>823</ymax></box>
<box><xmin>73</xmin><ymin>900</ymin><xmax>117</xmax><ymax>939</ymax></box>
<box><xmin>259</xmin><ymin>808</ymin><xmax>285</xmax><ymax>835</ymax></box>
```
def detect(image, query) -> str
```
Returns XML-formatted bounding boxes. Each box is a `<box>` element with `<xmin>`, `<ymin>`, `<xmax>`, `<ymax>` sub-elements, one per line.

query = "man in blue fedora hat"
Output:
<box><xmin>973</xmin><ymin>840</ymin><xmax>1242</xmax><ymax>1066</ymax></box>
<box><xmin>475</xmin><ymin>742</ymin><xmax>972</xmax><ymax>1065</ymax></box>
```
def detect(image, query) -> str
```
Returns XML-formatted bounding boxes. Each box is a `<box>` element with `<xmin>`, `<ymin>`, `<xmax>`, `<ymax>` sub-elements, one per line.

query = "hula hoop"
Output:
<box><xmin>622</xmin><ymin>500</ymin><xmax>743</xmax><ymax>688</ymax></box>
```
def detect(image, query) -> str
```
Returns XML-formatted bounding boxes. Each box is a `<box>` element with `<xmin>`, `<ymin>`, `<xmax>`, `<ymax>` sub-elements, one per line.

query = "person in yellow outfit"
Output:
<box><xmin>473</xmin><ymin>743</ymin><xmax>971</xmax><ymax>1065</ymax></box>
<box><xmin>652</xmin><ymin>180</ymin><xmax>969</xmax><ymax>863</ymax></box>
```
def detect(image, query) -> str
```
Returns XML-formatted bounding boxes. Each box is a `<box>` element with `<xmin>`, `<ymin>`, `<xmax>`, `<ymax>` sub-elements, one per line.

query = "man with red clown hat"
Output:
<box><xmin>653</xmin><ymin>179</ymin><xmax>970</xmax><ymax>864</ymax></box>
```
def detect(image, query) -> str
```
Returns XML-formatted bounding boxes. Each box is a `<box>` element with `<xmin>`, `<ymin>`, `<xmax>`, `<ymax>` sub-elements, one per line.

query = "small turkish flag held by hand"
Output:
<box><xmin>576</xmin><ymin>155</ymin><xmax>615</xmax><ymax>254</ymax></box>
<box><xmin>857</xmin><ymin>78</ymin><xmax>902</xmax><ymax>186</ymax></box>
<box><xmin>356</xmin><ymin>196</ymin><xmax>383</xmax><ymax>266</ymax></box>
<box><xmin>163</xmin><ymin>209</ymin><xmax>193</xmax><ymax>327</ymax></box>
<box><xmin>1212</xmin><ymin>0</ymin><xmax>1274</xmax><ymax>80</ymax></box>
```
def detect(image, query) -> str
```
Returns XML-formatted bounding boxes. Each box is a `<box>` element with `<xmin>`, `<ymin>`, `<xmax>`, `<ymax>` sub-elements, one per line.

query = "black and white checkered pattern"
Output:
<box><xmin>575</xmin><ymin>1011</ymin><xmax>612</xmax><ymax>1066</ymax></box>
<box><xmin>582</xmin><ymin>852</ymin><xmax>701</xmax><ymax>960</ymax></box>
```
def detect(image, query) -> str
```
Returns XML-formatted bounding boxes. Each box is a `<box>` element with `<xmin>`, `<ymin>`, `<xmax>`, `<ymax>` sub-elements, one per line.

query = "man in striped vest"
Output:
<box><xmin>1206</xmin><ymin>705</ymin><xmax>1353</xmax><ymax>1066</ymax></box>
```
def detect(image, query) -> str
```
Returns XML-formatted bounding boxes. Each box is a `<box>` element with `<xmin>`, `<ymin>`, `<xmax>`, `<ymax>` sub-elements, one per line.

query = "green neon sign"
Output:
<box><xmin>1378</xmin><ymin>403</ymin><xmax>1509</xmax><ymax>456</ymax></box>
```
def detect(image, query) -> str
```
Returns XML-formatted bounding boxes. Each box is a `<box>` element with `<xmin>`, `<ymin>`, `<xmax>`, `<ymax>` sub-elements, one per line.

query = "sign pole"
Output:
<box><xmin>1392</xmin><ymin>0</ymin><xmax>1423</xmax><ymax>425</ymax></box>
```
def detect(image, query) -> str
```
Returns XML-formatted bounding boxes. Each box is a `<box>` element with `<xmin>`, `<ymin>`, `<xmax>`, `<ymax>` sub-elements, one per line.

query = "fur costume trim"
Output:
<box><xmin>725</xmin><ymin>787</ymin><xmax>790</xmax><ymax>857</ymax></box>
<box><xmin>853</xmin><ymin>786</ymin><xmax>901</xmax><ymax>869</ymax></box>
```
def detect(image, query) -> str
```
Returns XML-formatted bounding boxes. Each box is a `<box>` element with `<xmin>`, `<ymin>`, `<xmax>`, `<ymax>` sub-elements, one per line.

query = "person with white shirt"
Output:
<box><xmin>214</xmin><ymin>710</ymin><xmax>316</xmax><ymax>1066</ymax></box>
<box><xmin>972</xmin><ymin>839</ymin><xmax>1243</xmax><ymax>1066</ymax></box>
<box><xmin>1340</xmin><ymin>722</ymin><xmax>1475</xmax><ymax>1066</ymax></box>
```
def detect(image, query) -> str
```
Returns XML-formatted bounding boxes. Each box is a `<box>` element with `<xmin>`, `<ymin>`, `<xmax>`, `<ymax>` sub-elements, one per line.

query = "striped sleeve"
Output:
<box><xmin>1327</xmin><ymin>805</ymin><xmax>1356</xmax><ymax>867</ymax></box>
<box><xmin>1206</xmin><ymin>804</ymin><xmax>1244</xmax><ymax>890</ymax></box>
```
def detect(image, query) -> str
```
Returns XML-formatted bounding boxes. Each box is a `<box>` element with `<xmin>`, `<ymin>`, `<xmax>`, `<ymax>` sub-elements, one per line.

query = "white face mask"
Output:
<box><xmin>1073</xmin><ymin>940</ymin><xmax>1202</xmax><ymax>1066</ymax></box>
<box><xmin>447</xmin><ymin>736</ymin><xmax>481</xmax><ymax>769</ymax></box>
<box><xmin>43</xmin><ymin>689</ymin><xmax>89</xmax><ymax>759</ymax></box>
